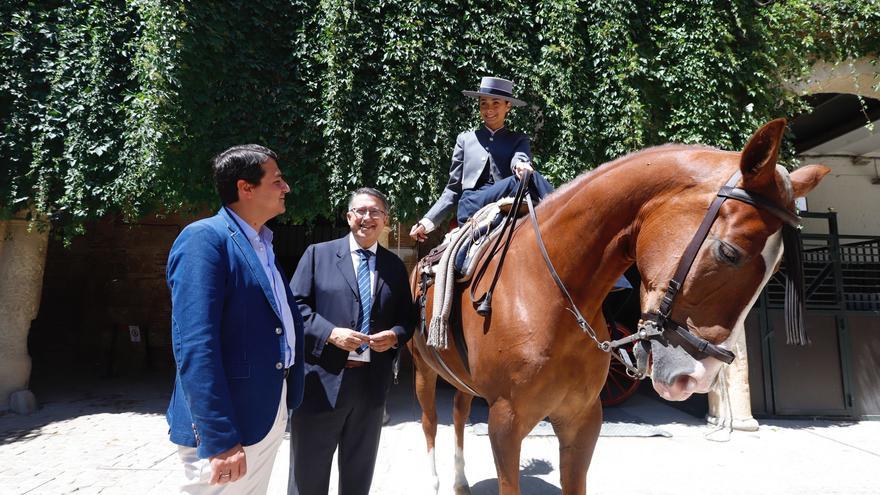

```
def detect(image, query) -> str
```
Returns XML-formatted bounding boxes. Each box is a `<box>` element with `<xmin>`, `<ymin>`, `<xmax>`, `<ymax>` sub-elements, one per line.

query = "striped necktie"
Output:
<box><xmin>355</xmin><ymin>249</ymin><xmax>373</xmax><ymax>354</ymax></box>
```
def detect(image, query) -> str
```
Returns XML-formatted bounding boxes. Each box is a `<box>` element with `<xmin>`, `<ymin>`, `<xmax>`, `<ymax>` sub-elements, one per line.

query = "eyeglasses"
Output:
<box><xmin>349</xmin><ymin>207</ymin><xmax>387</xmax><ymax>219</ymax></box>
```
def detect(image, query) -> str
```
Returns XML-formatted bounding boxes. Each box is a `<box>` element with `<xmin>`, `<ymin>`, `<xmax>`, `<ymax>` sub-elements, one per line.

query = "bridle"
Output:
<box><xmin>526</xmin><ymin>170</ymin><xmax>806</xmax><ymax>379</ymax></box>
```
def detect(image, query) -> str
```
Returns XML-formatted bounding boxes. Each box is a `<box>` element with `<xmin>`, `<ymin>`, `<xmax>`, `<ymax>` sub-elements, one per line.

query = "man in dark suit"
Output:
<box><xmin>288</xmin><ymin>187</ymin><xmax>416</xmax><ymax>495</ymax></box>
<box><xmin>166</xmin><ymin>144</ymin><xmax>305</xmax><ymax>493</ymax></box>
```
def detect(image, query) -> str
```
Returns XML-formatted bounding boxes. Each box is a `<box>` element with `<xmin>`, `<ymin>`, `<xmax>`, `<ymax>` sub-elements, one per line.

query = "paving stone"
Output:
<box><xmin>1</xmin><ymin>379</ymin><xmax>877</xmax><ymax>495</ymax></box>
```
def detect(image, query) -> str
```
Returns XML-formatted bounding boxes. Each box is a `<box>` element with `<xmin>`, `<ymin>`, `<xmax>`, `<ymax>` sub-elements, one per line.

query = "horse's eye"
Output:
<box><xmin>714</xmin><ymin>241</ymin><xmax>742</xmax><ymax>266</ymax></box>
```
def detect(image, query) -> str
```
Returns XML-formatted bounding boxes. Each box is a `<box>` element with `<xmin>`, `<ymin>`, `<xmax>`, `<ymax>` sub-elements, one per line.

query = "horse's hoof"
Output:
<box><xmin>453</xmin><ymin>484</ymin><xmax>472</xmax><ymax>495</ymax></box>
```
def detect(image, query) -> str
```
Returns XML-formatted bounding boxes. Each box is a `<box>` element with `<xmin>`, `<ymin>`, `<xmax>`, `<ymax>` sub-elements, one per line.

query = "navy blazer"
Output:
<box><xmin>290</xmin><ymin>235</ymin><xmax>416</xmax><ymax>413</ymax></box>
<box><xmin>424</xmin><ymin>126</ymin><xmax>532</xmax><ymax>225</ymax></box>
<box><xmin>165</xmin><ymin>208</ymin><xmax>305</xmax><ymax>459</ymax></box>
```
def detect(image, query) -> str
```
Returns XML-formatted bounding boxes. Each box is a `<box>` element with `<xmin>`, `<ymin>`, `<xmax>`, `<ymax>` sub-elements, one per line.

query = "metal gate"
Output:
<box><xmin>746</xmin><ymin>212</ymin><xmax>880</xmax><ymax>418</ymax></box>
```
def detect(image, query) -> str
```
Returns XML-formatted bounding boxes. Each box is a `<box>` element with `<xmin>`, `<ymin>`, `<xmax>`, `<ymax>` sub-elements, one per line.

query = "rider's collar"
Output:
<box><xmin>482</xmin><ymin>125</ymin><xmax>507</xmax><ymax>136</ymax></box>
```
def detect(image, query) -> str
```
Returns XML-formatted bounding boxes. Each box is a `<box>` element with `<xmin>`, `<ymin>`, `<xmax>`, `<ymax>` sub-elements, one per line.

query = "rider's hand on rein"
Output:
<box><xmin>514</xmin><ymin>160</ymin><xmax>533</xmax><ymax>180</ymax></box>
<box><xmin>409</xmin><ymin>222</ymin><xmax>428</xmax><ymax>242</ymax></box>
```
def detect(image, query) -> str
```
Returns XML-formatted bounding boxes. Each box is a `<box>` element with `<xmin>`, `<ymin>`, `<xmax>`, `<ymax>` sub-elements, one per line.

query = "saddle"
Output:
<box><xmin>417</xmin><ymin>197</ymin><xmax>528</xmax><ymax>350</ymax></box>
<box><xmin>422</xmin><ymin>198</ymin><xmax>526</xmax><ymax>281</ymax></box>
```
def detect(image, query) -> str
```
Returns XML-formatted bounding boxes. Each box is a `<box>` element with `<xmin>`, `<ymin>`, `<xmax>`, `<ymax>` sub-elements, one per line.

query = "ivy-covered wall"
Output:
<box><xmin>2</xmin><ymin>1</ymin><xmax>878</xmax><ymax>236</ymax></box>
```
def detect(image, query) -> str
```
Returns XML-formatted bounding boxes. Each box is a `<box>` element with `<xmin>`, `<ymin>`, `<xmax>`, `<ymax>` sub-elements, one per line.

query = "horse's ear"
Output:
<box><xmin>790</xmin><ymin>164</ymin><xmax>831</xmax><ymax>198</ymax></box>
<box><xmin>740</xmin><ymin>119</ymin><xmax>787</xmax><ymax>188</ymax></box>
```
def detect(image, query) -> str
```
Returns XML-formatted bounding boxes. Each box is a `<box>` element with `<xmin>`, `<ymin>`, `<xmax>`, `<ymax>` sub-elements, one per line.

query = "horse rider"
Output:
<box><xmin>409</xmin><ymin>76</ymin><xmax>632</xmax><ymax>292</ymax></box>
<box><xmin>409</xmin><ymin>76</ymin><xmax>554</xmax><ymax>242</ymax></box>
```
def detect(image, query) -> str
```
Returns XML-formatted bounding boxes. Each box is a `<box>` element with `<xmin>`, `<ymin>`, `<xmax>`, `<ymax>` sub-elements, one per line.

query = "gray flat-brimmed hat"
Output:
<box><xmin>462</xmin><ymin>76</ymin><xmax>526</xmax><ymax>107</ymax></box>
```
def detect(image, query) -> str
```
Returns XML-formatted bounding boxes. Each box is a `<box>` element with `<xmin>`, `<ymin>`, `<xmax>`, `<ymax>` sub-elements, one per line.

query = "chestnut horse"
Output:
<box><xmin>408</xmin><ymin>119</ymin><xmax>830</xmax><ymax>495</ymax></box>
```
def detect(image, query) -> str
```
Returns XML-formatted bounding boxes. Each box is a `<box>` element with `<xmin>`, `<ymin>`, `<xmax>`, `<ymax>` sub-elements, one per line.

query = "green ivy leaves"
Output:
<box><xmin>1</xmin><ymin>0</ymin><xmax>877</xmax><ymax>237</ymax></box>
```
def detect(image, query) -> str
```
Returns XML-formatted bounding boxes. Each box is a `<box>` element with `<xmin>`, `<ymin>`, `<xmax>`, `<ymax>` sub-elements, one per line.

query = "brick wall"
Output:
<box><xmin>27</xmin><ymin>214</ymin><xmax>390</xmax><ymax>378</ymax></box>
<box><xmin>29</xmin><ymin>214</ymin><xmax>198</xmax><ymax>377</ymax></box>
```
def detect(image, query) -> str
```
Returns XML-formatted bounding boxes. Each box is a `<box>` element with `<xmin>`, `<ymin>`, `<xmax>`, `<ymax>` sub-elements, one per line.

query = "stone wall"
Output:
<box><xmin>798</xmin><ymin>155</ymin><xmax>880</xmax><ymax>237</ymax></box>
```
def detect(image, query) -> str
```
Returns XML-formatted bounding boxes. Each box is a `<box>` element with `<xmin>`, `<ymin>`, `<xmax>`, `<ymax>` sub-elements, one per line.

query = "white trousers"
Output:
<box><xmin>174</xmin><ymin>381</ymin><xmax>287</xmax><ymax>495</ymax></box>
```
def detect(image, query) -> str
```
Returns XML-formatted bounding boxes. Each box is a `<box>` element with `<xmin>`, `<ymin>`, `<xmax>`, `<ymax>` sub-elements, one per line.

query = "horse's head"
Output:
<box><xmin>633</xmin><ymin>119</ymin><xmax>830</xmax><ymax>401</ymax></box>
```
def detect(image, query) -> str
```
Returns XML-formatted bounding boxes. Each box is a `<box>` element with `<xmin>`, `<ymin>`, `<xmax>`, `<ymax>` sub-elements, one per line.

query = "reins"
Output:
<box><xmin>520</xmin><ymin>174</ymin><xmax>651</xmax><ymax>378</ymax></box>
<box><xmin>465</xmin><ymin>170</ymin><xmax>656</xmax><ymax>378</ymax></box>
<box><xmin>469</xmin><ymin>170</ymin><xmax>533</xmax><ymax>316</ymax></box>
<box><xmin>523</xmin><ymin>170</ymin><xmax>806</xmax><ymax>378</ymax></box>
<box><xmin>422</xmin><ymin>167</ymin><xmax>806</xmax><ymax>389</ymax></box>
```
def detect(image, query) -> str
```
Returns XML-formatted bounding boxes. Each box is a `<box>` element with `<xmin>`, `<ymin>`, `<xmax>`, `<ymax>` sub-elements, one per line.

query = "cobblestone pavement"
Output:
<box><xmin>1</xmin><ymin>373</ymin><xmax>877</xmax><ymax>495</ymax></box>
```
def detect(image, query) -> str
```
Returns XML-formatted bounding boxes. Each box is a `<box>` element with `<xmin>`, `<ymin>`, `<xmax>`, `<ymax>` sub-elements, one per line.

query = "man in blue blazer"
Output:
<box><xmin>288</xmin><ymin>187</ymin><xmax>416</xmax><ymax>495</ymax></box>
<box><xmin>166</xmin><ymin>144</ymin><xmax>305</xmax><ymax>493</ymax></box>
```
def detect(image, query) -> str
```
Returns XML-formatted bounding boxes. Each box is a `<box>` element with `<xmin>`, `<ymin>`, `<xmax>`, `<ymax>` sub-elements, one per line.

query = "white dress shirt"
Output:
<box><xmin>227</xmin><ymin>208</ymin><xmax>296</xmax><ymax>368</ymax></box>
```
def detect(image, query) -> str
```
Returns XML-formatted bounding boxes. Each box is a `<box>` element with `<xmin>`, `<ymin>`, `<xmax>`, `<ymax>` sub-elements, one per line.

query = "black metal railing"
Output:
<box><xmin>766</xmin><ymin>234</ymin><xmax>880</xmax><ymax>311</ymax></box>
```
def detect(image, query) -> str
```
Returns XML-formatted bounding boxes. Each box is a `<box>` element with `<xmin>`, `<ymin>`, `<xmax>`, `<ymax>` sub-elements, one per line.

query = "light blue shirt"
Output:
<box><xmin>227</xmin><ymin>208</ymin><xmax>296</xmax><ymax>368</ymax></box>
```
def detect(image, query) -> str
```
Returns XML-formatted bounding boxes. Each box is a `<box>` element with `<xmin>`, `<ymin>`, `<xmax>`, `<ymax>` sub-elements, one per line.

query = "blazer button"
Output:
<box><xmin>275</xmin><ymin>327</ymin><xmax>283</xmax><ymax>335</ymax></box>
<box><xmin>350</xmin><ymin>321</ymin><xmax>356</xmax><ymax>327</ymax></box>
<box><xmin>275</xmin><ymin>362</ymin><xmax>283</xmax><ymax>370</ymax></box>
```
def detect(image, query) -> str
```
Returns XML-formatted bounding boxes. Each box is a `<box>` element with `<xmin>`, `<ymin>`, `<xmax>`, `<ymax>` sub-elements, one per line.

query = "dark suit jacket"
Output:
<box><xmin>290</xmin><ymin>235</ymin><xmax>416</xmax><ymax>413</ymax></box>
<box><xmin>424</xmin><ymin>125</ymin><xmax>532</xmax><ymax>225</ymax></box>
<box><xmin>165</xmin><ymin>208</ymin><xmax>305</xmax><ymax>459</ymax></box>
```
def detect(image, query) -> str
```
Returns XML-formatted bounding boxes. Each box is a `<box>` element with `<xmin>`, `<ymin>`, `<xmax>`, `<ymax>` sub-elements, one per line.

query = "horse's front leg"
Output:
<box><xmin>550</xmin><ymin>396</ymin><xmax>602</xmax><ymax>495</ymax></box>
<box><xmin>487</xmin><ymin>398</ymin><xmax>533</xmax><ymax>495</ymax></box>
<box><xmin>452</xmin><ymin>390</ymin><xmax>474</xmax><ymax>495</ymax></box>
<box><xmin>412</xmin><ymin>345</ymin><xmax>441</xmax><ymax>494</ymax></box>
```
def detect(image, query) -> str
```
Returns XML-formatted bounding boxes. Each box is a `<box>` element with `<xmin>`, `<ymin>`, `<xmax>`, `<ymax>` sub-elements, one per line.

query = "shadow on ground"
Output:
<box><xmin>0</xmin><ymin>371</ymin><xmax>170</xmax><ymax>446</ymax></box>
<box><xmin>470</xmin><ymin>476</ymin><xmax>562</xmax><ymax>495</ymax></box>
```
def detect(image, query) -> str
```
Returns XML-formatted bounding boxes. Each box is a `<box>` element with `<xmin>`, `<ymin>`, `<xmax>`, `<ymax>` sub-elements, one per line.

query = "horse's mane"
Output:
<box><xmin>548</xmin><ymin>143</ymin><xmax>720</xmax><ymax>199</ymax></box>
<box><xmin>542</xmin><ymin>143</ymin><xmax>721</xmax><ymax>208</ymax></box>
<box><xmin>539</xmin><ymin>142</ymin><xmax>799</xmax><ymax>223</ymax></box>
